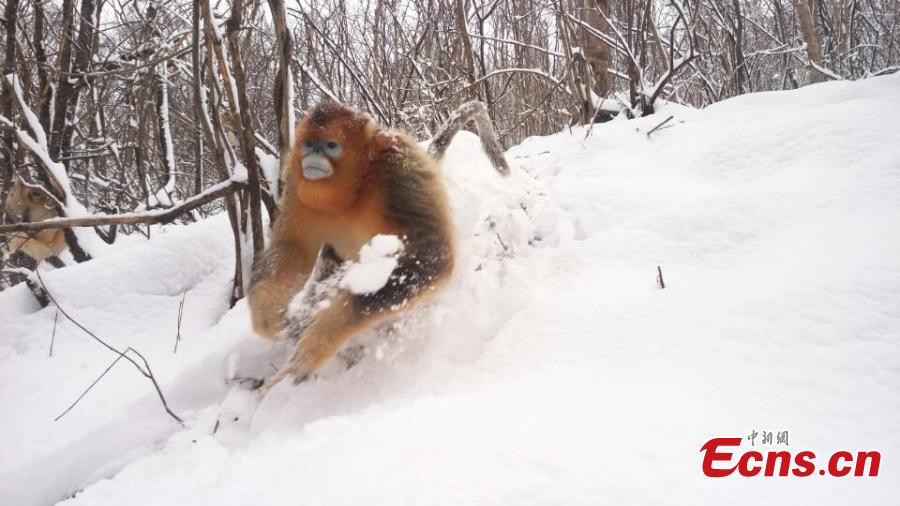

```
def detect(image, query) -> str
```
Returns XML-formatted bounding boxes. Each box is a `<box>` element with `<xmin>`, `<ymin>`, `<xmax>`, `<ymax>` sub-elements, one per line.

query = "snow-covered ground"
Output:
<box><xmin>2</xmin><ymin>75</ymin><xmax>899</xmax><ymax>505</ymax></box>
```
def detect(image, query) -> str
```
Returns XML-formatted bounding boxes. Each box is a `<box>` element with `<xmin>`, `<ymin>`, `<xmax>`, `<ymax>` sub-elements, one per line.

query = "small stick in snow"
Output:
<box><xmin>495</xmin><ymin>232</ymin><xmax>509</xmax><ymax>253</ymax></box>
<box><xmin>657</xmin><ymin>266</ymin><xmax>666</xmax><ymax>289</ymax></box>
<box><xmin>49</xmin><ymin>307</ymin><xmax>59</xmax><ymax>357</ymax></box>
<box><xmin>646</xmin><ymin>115</ymin><xmax>674</xmax><ymax>138</ymax></box>
<box><xmin>173</xmin><ymin>290</ymin><xmax>187</xmax><ymax>354</ymax></box>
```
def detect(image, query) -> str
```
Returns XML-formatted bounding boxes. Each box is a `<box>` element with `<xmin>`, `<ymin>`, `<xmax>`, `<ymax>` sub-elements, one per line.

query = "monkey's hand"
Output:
<box><xmin>264</xmin><ymin>290</ymin><xmax>378</xmax><ymax>392</ymax></box>
<box><xmin>280</xmin><ymin>244</ymin><xmax>345</xmax><ymax>340</ymax></box>
<box><xmin>281</xmin><ymin>288</ymin><xmax>335</xmax><ymax>341</ymax></box>
<box><xmin>281</xmin><ymin>305</ymin><xmax>315</xmax><ymax>342</ymax></box>
<box><xmin>260</xmin><ymin>347</ymin><xmax>315</xmax><ymax>392</ymax></box>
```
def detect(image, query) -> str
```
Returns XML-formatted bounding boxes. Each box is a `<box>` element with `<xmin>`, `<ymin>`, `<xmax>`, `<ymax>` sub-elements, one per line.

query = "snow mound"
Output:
<box><xmin>1</xmin><ymin>75</ymin><xmax>899</xmax><ymax>505</ymax></box>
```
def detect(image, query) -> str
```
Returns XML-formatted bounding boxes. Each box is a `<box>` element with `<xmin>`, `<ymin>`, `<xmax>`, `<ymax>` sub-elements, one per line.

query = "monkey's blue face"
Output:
<box><xmin>300</xmin><ymin>139</ymin><xmax>343</xmax><ymax>180</ymax></box>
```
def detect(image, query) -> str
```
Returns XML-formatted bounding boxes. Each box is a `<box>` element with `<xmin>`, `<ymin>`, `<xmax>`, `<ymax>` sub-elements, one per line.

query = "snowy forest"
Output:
<box><xmin>1</xmin><ymin>1</ymin><xmax>900</xmax><ymax>505</ymax></box>
<box><xmin>1</xmin><ymin>0</ymin><xmax>898</xmax><ymax>290</ymax></box>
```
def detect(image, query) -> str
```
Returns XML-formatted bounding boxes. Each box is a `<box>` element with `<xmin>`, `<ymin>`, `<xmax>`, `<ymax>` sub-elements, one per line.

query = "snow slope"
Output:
<box><xmin>2</xmin><ymin>75</ymin><xmax>899</xmax><ymax>505</ymax></box>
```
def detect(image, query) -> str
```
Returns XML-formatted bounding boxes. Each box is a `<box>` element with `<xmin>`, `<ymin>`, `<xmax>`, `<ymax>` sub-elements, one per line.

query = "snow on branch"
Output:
<box><xmin>2</xmin><ymin>73</ymin><xmax>98</xmax><ymax>260</ymax></box>
<box><xmin>810</xmin><ymin>61</ymin><xmax>844</xmax><ymax>81</ymax></box>
<box><xmin>151</xmin><ymin>60</ymin><xmax>177</xmax><ymax>208</ymax></box>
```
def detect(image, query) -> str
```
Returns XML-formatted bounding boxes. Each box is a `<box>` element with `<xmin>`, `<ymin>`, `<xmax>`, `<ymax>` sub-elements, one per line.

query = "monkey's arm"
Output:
<box><xmin>263</xmin><ymin>290</ymin><xmax>381</xmax><ymax>389</ymax></box>
<box><xmin>248</xmin><ymin>241</ymin><xmax>309</xmax><ymax>340</ymax></box>
<box><xmin>264</xmin><ymin>238</ymin><xmax>452</xmax><ymax>390</ymax></box>
<box><xmin>5</xmin><ymin>233</ymin><xmax>59</xmax><ymax>261</ymax></box>
<box><xmin>281</xmin><ymin>244</ymin><xmax>344</xmax><ymax>339</ymax></box>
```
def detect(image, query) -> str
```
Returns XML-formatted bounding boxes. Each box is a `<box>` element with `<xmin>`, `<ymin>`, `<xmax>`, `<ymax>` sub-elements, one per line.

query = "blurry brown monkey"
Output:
<box><xmin>2</xmin><ymin>181</ymin><xmax>67</xmax><ymax>263</ymax></box>
<box><xmin>249</xmin><ymin>101</ymin><xmax>508</xmax><ymax>389</ymax></box>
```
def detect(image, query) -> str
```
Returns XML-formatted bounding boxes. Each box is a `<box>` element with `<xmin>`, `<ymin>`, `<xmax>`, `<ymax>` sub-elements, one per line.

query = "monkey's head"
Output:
<box><xmin>289</xmin><ymin>102</ymin><xmax>393</xmax><ymax>212</ymax></box>
<box><xmin>5</xmin><ymin>181</ymin><xmax>56</xmax><ymax>222</ymax></box>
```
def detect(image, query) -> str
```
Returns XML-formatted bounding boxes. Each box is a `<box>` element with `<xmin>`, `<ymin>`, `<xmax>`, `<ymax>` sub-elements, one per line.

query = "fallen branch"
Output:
<box><xmin>0</xmin><ymin>178</ymin><xmax>246</xmax><ymax>234</ymax></box>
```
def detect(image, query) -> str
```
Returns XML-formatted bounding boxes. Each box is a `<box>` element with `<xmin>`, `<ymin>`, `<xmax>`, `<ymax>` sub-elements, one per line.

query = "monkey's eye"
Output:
<box><xmin>302</xmin><ymin>140</ymin><xmax>315</xmax><ymax>151</ymax></box>
<box><xmin>324</xmin><ymin>141</ymin><xmax>343</xmax><ymax>157</ymax></box>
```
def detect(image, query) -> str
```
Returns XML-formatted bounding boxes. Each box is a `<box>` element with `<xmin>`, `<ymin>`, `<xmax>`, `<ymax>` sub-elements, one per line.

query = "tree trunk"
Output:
<box><xmin>1</xmin><ymin>0</ymin><xmax>19</xmax><ymax>201</ymax></box>
<box><xmin>578</xmin><ymin>0</ymin><xmax>612</xmax><ymax>97</ymax></box>
<box><xmin>455</xmin><ymin>0</ymin><xmax>479</xmax><ymax>100</ymax></box>
<box><xmin>227</xmin><ymin>0</ymin><xmax>265</xmax><ymax>255</ymax></box>
<box><xmin>267</xmin><ymin>0</ymin><xmax>295</xmax><ymax>177</ymax></box>
<box><xmin>795</xmin><ymin>0</ymin><xmax>826</xmax><ymax>83</ymax></box>
<box><xmin>154</xmin><ymin>62</ymin><xmax>176</xmax><ymax>206</ymax></box>
<box><xmin>197</xmin><ymin>0</ymin><xmax>246</xmax><ymax>305</ymax></box>
<box><xmin>50</xmin><ymin>0</ymin><xmax>97</xmax><ymax>164</ymax></box>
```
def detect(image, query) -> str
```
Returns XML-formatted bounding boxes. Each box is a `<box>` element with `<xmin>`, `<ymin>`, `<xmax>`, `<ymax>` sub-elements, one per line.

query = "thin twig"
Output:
<box><xmin>657</xmin><ymin>265</ymin><xmax>666</xmax><ymax>289</ymax></box>
<box><xmin>647</xmin><ymin>115</ymin><xmax>674</xmax><ymax>137</ymax></box>
<box><xmin>36</xmin><ymin>270</ymin><xmax>184</xmax><ymax>424</ymax></box>
<box><xmin>49</xmin><ymin>307</ymin><xmax>59</xmax><ymax>357</ymax></box>
<box><xmin>495</xmin><ymin>232</ymin><xmax>509</xmax><ymax>253</ymax></box>
<box><xmin>55</xmin><ymin>350</ymin><xmax>129</xmax><ymax>421</ymax></box>
<box><xmin>173</xmin><ymin>290</ymin><xmax>187</xmax><ymax>353</ymax></box>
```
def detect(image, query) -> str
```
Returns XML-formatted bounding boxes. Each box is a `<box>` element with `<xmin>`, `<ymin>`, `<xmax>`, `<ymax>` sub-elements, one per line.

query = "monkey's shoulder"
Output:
<box><xmin>374</xmin><ymin>148</ymin><xmax>449</xmax><ymax>227</ymax></box>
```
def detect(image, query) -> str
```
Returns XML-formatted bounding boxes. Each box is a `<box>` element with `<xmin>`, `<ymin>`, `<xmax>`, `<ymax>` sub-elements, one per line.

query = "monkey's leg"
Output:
<box><xmin>262</xmin><ymin>291</ymin><xmax>384</xmax><ymax>390</ymax></box>
<box><xmin>337</xmin><ymin>343</ymin><xmax>367</xmax><ymax>369</ymax></box>
<box><xmin>3</xmin><ymin>235</ymin><xmax>27</xmax><ymax>257</ymax></box>
<box><xmin>335</xmin><ymin>319</ymin><xmax>398</xmax><ymax>370</ymax></box>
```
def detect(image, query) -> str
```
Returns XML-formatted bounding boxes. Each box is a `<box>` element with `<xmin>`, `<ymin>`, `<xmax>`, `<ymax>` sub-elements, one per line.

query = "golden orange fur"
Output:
<box><xmin>248</xmin><ymin>102</ymin><xmax>454</xmax><ymax>389</ymax></box>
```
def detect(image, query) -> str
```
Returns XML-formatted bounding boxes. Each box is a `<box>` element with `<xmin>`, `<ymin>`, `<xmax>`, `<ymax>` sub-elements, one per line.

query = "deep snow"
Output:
<box><xmin>1</xmin><ymin>75</ymin><xmax>899</xmax><ymax>505</ymax></box>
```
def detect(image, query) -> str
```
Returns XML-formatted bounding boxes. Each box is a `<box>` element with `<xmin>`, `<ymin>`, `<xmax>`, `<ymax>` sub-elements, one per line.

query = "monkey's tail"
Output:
<box><xmin>428</xmin><ymin>101</ymin><xmax>510</xmax><ymax>177</ymax></box>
